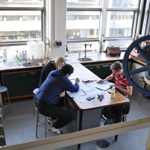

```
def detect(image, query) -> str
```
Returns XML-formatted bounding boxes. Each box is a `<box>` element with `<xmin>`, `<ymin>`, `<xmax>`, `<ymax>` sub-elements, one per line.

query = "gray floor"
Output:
<box><xmin>3</xmin><ymin>90</ymin><xmax>150</xmax><ymax>150</ymax></box>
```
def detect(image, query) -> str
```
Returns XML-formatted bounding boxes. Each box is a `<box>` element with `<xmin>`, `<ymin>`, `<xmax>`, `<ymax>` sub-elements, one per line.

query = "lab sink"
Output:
<box><xmin>22</xmin><ymin>61</ymin><xmax>40</xmax><ymax>67</ymax></box>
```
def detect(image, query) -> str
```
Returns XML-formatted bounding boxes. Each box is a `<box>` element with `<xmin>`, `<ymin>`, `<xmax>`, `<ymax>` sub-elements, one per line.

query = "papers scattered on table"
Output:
<box><xmin>67</xmin><ymin>89</ymin><xmax>87</xmax><ymax>102</ymax></box>
<box><xmin>81</xmin><ymin>84</ymin><xmax>100</xmax><ymax>95</ymax></box>
<box><xmin>94</xmin><ymin>81</ymin><xmax>113</xmax><ymax>91</ymax></box>
<box><xmin>67</xmin><ymin>85</ymin><xmax>101</xmax><ymax>103</ymax></box>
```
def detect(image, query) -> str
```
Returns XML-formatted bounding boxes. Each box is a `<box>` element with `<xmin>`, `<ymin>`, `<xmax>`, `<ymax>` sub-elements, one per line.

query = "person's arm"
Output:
<box><xmin>63</xmin><ymin>77</ymin><xmax>80</xmax><ymax>92</ymax></box>
<box><xmin>111</xmin><ymin>84</ymin><xmax>132</xmax><ymax>96</ymax></box>
<box><xmin>97</xmin><ymin>74</ymin><xmax>114</xmax><ymax>83</ymax></box>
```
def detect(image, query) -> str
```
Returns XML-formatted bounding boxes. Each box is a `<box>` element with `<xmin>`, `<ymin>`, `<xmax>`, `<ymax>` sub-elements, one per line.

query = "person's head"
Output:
<box><xmin>110</xmin><ymin>61</ymin><xmax>123</xmax><ymax>75</ymax></box>
<box><xmin>54</xmin><ymin>56</ymin><xmax>66</xmax><ymax>69</ymax></box>
<box><xmin>61</xmin><ymin>64</ymin><xmax>74</xmax><ymax>77</ymax></box>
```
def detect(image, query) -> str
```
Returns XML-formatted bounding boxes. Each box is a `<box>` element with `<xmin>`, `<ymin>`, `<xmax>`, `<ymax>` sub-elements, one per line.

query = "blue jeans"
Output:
<box><xmin>34</xmin><ymin>97</ymin><xmax>74</xmax><ymax>129</ymax></box>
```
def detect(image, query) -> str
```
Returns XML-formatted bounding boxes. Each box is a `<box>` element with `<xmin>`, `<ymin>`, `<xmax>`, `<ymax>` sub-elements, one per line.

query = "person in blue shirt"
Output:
<box><xmin>34</xmin><ymin>64</ymin><xmax>80</xmax><ymax>134</ymax></box>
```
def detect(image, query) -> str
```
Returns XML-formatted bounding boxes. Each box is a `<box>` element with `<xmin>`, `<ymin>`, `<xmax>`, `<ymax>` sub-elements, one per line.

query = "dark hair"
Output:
<box><xmin>110</xmin><ymin>61</ymin><xmax>123</xmax><ymax>71</ymax></box>
<box><xmin>61</xmin><ymin>64</ymin><xmax>74</xmax><ymax>75</ymax></box>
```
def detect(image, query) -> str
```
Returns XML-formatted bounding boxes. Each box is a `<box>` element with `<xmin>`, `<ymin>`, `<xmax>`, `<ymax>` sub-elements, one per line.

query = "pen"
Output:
<box><xmin>82</xmin><ymin>90</ymin><xmax>86</xmax><ymax>95</ymax></box>
<box><xmin>82</xmin><ymin>80</ymin><xmax>97</xmax><ymax>83</ymax></box>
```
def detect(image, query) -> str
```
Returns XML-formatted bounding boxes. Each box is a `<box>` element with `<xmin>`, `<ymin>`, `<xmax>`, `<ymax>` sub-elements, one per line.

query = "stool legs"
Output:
<box><xmin>36</xmin><ymin>111</ymin><xmax>39</xmax><ymax>137</ymax></box>
<box><xmin>33</xmin><ymin>98</ymin><xmax>35</xmax><ymax>115</ymax></box>
<box><xmin>45</xmin><ymin>115</ymin><xmax>47</xmax><ymax>138</ymax></box>
<box><xmin>36</xmin><ymin>110</ymin><xmax>48</xmax><ymax>138</ymax></box>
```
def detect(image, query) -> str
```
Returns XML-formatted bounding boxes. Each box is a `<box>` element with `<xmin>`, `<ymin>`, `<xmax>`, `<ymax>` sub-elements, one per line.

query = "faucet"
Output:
<box><xmin>84</xmin><ymin>44</ymin><xmax>92</xmax><ymax>58</ymax></box>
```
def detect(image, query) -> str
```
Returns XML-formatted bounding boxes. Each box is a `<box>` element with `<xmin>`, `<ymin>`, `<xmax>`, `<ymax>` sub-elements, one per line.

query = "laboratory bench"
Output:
<box><xmin>0</xmin><ymin>51</ymin><xmax>143</xmax><ymax>101</ymax></box>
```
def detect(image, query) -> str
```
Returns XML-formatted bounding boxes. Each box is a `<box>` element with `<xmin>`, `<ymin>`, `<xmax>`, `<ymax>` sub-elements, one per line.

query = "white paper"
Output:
<box><xmin>81</xmin><ymin>85</ymin><xmax>100</xmax><ymax>95</ymax></box>
<box><xmin>67</xmin><ymin>85</ymin><xmax>101</xmax><ymax>103</ymax></box>
<box><xmin>67</xmin><ymin>89</ymin><xmax>87</xmax><ymax>102</ymax></box>
<box><xmin>74</xmin><ymin>95</ymin><xmax>88</xmax><ymax>103</ymax></box>
<box><xmin>67</xmin><ymin>89</ymin><xmax>85</xmax><ymax>97</ymax></box>
<box><xmin>94</xmin><ymin>81</ymin><xmax>113</xmax><ymax>90</ymax></box>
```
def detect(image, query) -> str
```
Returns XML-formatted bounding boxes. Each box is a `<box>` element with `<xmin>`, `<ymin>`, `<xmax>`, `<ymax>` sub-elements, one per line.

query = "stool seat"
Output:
<box><xmin>0</xmin><ymin>86</ymin><xmax>7</xmax><ymax>93</ymax></box>
<box><xmin>33</xmin><ymin>88</ymin><xmax>39</xmax><ymax>95</ymax></box>
<box><xmin>33</xmin><ymin>88</ymin><xmax>39</xmax><ymax>115</ymax></box>
<box><xmin>0</xmin><ymin>86</ymin><xmax>11</xmax><ymax>119</ymax></box>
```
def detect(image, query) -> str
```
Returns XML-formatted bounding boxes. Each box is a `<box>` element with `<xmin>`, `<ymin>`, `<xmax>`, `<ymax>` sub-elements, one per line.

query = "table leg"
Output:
<box><xmin>77</xmin><ymin>110</ymin><xmax>83</xmax><ymax>150</ymax></box>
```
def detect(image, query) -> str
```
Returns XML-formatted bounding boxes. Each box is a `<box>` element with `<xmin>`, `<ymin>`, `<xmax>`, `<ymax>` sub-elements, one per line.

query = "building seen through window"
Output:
<box><xmin>0</xmin><ymin>0</ymin><xmax>43</xmax><ymax>43</ymax></box>
<box><xmin>66</xmin><ymin>0</ymin><xmax>140</xmax><ymax>52</ymax></box>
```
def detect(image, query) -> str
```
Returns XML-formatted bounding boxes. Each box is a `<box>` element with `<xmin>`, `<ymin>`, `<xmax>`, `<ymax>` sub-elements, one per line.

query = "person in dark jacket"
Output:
<box><xmin>35</xmin><ymin>64</ymin><xmax>80</xmax><ymax>134</ymax></box>
<box><xmin>38</xmin><ymin>56</ymin><xmax>66</xmax><ymax>87</ymax></box>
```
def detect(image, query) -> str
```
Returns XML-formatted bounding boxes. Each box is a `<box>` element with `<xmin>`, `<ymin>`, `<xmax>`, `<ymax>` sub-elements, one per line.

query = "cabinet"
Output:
<box><xmin>84</xmin><ymin>63</ymin><xmax>112</xmax><ymax>79</ymax></box>
<box><xmin>1</xmin><ymin>69</ymin><xmax>41</xmax><ymax>100</ymax></box>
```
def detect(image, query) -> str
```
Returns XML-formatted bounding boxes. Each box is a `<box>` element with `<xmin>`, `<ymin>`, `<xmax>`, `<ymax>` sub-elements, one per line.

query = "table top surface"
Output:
<box><xmin>67</xmin><ymin>63</ymin><xmax>129</xmax><ymax>110</ymax></box>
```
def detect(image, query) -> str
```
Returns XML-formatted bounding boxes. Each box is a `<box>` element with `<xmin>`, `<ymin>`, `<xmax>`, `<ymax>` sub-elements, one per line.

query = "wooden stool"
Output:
<box><xmin>0</xmin><ymin>86</ymin><xmax>11</xmax><ymax>119</ymax></box>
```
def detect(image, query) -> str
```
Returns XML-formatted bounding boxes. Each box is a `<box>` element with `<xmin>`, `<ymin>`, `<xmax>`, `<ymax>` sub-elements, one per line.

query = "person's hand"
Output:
<box><xmin>97</xmin><ymin>80</ymin><xmax>104</xmax><ymax>83</ymax></box>
<box><xmin>75</xmin><ymin>77</ymin><xmax>80</xmax><ymax>83</ymax></box>
<box><xmin>109</xmin><ymin>84</ymin><xmax>117</xmax><ymax>89</ymax></box>
<box><xmin>60</xmin><ymin>91</ymin><xmax>65</xmax><ymax>97</ymax></box>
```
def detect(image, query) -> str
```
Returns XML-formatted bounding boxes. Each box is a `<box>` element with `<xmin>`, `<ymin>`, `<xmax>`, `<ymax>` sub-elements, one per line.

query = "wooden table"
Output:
<box><xmin>65</xmin><ymin>63</ymin><xmax>129</xmax><ymax>149</ymax></box>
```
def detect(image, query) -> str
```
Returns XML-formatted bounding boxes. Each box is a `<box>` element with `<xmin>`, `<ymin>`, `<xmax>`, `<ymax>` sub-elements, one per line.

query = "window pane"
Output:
<box><xmin>6</xmin><ymin>16</ymin><xmax>20</xmax><ymax>21</ymax></box>
<box><xmin>0</xmin><ymin>16</ymin><xmax>4</xmax><ymax>21</ymax></box>
<box><xmin>103</xmin><ymin>40</ymin><xmax>133</xmax><ymax>51</ymax></box>
<box><xmin>66</xmin><ymin>11</ymin><xmax>100</xmax><ymax>39</ymax></box>
<box><xmin>22</xmin><ymin>16</ymin><xmax>35</xmax><ymax>21</ymax></box>
<box><xmin>105</xmin><ymin>11</ymin><xmax>134</xmax><ymax>37</ymax></box>
<box><xmin>67</xmin><ymin>41</ymin><xmax>99</xmax><ymax>52</ymax></box>
<box><xmin>0</xmin><ymin>0</ymin><xmax>44</xmax><ymax>7</ymax></box>
<box><xmin>0</xmin><ymin>11</ymin><xmax>42</xmax><ymax>42</ymax></box>
<box><xmin>108</xmin><ymin>0</ymin><xmax>140</xmax><ymax>8</ymax></box>
<box><xmin>67</xmin><ymin>0</ymin><xmax>101</xmax><ymax>8</ymax></box>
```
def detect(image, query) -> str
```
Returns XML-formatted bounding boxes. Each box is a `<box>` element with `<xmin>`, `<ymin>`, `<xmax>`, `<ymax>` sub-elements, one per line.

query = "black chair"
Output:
<box><xmin>102</xmin><ymin>103</ymin><xmax>130</xmax><ymax>141</ymax></box>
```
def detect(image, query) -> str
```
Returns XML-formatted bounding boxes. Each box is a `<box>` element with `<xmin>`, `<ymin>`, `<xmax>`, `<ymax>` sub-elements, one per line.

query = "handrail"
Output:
<box><xmin>2</xmin><ymin>117</ymin><xmax>150</xmax><ymax>150</ymax></box>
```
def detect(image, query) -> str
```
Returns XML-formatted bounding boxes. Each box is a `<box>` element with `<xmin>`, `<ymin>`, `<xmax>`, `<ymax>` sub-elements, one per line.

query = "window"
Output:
<box><xmin>66</xmin><ymin>0</ymin><xmax>142</xmax><ymax>52</ymax></box>
<box><xmin>66</xmin><ymin>0</ymin><xmax>101</xmax><ymax>52</ymax></box>
<box><xmin>102</xmin><ymin>0</ymin><xmax>140</xmax><ymax>51</ymax></box>
<box><xmin>0</xmin><ymin>0</ymin><xmax>44</xmax><ymax>44</ymax></box>
<box><xmin>66</xmin><ymin>11</ymin><xmax>100</xmax><ymax>40</ymax></box>
<box><xmin>105</xmin><ymin>11</ymin><xmax>134</xmax><ymax>37</ymax></box>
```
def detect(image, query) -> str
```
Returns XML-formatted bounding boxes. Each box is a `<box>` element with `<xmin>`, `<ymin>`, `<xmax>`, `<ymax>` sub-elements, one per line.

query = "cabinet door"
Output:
<box><xmin>1</xmin><ymin>70</ymin><xmax>41</xmax><ymax>100</ymax></box>
<box><xmin>28</xmin><ymin>71</ymin><xmax>41</xmax><ymax>94</ymax></box>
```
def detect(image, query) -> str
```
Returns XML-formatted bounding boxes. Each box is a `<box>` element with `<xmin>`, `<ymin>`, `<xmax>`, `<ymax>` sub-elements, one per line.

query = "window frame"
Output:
<box><xmin>66</xmin><ymin>7</ymin><xmax>102</xmax><ymax>44</ymax></box>
<box><xmin>66</xmin><ymin>0</ymin><xmax>143</xmax><ymax>52</ymax></box>
<box><xmin>0</xmin><ymin>6</ymin><xmax>45</xmax><ymax>46</ymax></box>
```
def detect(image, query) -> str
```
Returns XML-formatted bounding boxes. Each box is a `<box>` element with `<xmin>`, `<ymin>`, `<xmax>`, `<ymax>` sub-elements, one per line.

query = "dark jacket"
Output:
<box><xmin>36</xmin><ymin>69</ymin><xmax>79</xmax><ymax>105</ymax></box>
<box><xmin>38</xmin><ymin>61</ymin><xmax>56</xmax><ymax>87</ymax></box>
